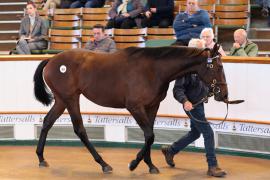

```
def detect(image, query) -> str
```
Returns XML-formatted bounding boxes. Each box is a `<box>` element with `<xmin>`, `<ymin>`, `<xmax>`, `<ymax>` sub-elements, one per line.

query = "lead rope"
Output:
<box><xmin>186</xmin><ymin>97</ymin><xmax>229</xmax><ymax>125</ymax></box>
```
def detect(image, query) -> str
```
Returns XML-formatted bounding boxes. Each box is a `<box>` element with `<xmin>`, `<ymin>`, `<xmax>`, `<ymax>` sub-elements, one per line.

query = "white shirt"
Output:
<box><xmin>29</xmin><ymin>15</ymin><xmax>35</xmax><ymax>27</ymax></box>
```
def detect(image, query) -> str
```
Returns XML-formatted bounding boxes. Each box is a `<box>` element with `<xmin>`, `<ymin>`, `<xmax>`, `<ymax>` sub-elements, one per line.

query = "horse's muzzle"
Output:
<box><xmin>214</xmin><ymin>93</ymin><xmax>227</xmax><ymax>102</ymax></box>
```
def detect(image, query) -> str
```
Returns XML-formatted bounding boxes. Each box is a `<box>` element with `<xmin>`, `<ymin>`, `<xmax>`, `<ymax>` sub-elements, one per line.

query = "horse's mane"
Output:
<box><xmin>124</xmin><ymin>46</ymin><xmax>206</xmax><ymax>60</ymax></box>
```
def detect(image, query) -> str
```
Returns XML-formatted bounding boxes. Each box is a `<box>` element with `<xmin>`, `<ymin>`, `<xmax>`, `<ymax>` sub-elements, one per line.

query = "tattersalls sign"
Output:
<box><xmin>0</xmin><ymin>113</ymin><xmax>269</xmax><ymax>137</ymax></box>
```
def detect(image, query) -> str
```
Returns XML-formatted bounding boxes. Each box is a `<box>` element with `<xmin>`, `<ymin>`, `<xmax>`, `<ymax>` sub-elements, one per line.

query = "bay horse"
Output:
<box><xmin>34</xmin><ymin>44</ymin><xmax>228</xmax><ymax>174</ymax></box>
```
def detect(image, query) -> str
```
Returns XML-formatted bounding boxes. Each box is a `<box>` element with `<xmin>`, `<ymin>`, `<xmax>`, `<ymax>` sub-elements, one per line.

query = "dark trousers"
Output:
<box><xmin>141</xmin><ymin>18</ymin><xmax>172</xmax><ymax>28</ymax></box>
<box><xmin>106</xmin><ymin>18</ymin><xmax>137</xmax><ymax>29</ymax></box>
<box><xmin>169</xmin><ymin>103</ymin><xmax>218</xmax><ymax>168</ymax></box>
<box><xmin>60</xmin><ymin>0</ymin><xmax>76</xmax><ymax>8</ymax></box>
<box><xmin>70</xmin><ymin>0</ymin><xmax>105</xmax><ymax>8</ymax></box>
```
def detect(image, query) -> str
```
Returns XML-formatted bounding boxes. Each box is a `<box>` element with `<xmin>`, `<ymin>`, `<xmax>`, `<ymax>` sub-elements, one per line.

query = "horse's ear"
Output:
<box><xmin>211</xmin><ymin>43</ymin><xmax>220</xmax><ymax>57</ymax></box>
<box><xmin>214</xmin><ymin>43</ymin><xmax>220</xmax><ymax>52</ymax></box>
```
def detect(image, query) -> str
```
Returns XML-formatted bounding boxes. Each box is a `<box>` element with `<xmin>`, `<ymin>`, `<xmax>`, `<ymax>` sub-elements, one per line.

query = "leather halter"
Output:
<box><xmin>187</xmin><ymin>53</ymin><xmax>229</xmax><ymax>125</ymax></box>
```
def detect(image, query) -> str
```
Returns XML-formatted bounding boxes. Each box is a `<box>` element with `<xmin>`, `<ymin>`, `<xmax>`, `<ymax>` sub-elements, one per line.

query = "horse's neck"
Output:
<box><xmin>158</xmin><ymin>54</ymin><xmax>206</xmax><ymax>82</ymax></box>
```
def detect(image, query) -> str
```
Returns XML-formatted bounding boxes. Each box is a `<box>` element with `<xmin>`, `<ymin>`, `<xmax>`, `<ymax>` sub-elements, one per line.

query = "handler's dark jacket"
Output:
<box><xmin>173</xmin><ymin>74</ymin><xmax>208</xmax><ymax>104</ymax></box>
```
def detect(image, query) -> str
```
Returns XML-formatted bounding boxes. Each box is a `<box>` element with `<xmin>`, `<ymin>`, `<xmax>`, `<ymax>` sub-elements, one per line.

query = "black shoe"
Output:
<box><xmin>207</xmin><ymin>166</ymin><xmax>227</xmax><ymax>177</ymax></box>
<box><xmin>161</xmin><ymin>145</ymin><xmax>175</xmax><ymax>167</ymax></box>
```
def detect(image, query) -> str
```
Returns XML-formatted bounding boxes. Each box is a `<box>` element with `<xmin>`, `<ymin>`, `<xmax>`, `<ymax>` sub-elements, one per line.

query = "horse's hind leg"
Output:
<box><xmin>128</xmin><ymin>106</ymin><xmax>159</xmax><ymax>174</ymax></box>
<box><xmin>66</xmin><ymin>95</ymin><xmax>112</xmax><ymax>173</ymax></box>
<box><xmin>36</xmin><ymin>97</ymin><xmax>66</xmax><ymax>167</ymax></box>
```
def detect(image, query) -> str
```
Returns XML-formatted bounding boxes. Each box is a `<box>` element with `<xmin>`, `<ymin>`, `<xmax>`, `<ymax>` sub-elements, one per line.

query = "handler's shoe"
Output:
<box><xmin>207</xmin><ymin>166</ymin><xmax>227</xmax><ymax>177</ymax></box>
<box><xmin>161</xmin><ymin>145</ymin><xmax>175</xmax><ymax>167</ymax></box>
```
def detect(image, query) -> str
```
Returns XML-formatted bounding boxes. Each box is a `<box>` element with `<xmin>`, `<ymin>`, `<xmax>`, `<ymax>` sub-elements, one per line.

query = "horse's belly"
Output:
<box><xmin>82</xmin><ymin>90</ymin><xmax>126</xmax><ymax>109</ymax></box>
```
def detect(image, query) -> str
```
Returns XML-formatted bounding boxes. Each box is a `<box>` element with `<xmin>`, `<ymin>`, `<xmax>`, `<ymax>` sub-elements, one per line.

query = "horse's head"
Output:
<box><xmin>199</xmin><ymin>43</ymin><xmax>228</xmax><ymax>102</ymax></box>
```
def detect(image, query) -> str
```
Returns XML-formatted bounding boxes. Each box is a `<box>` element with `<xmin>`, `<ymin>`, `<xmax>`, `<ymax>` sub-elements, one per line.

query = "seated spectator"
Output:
<box><xmin>106</xmin><ymin>0</ymin><xmax>144</xmax><ymax>29</ymax></box>
<box><xmin>84</xmin><ymin>24</ymin><xmax>116</xmax><ymax>53</ymax></box>
<box><xmin>70</xmin><ymin>0</ymin><xmax>106</xmax><ymax>8</ymax></box>
<box><xmin>141</xmin><ymin>0</ymin><xmax>174</xmax><ymax>28</ymax></box>
<box><xmin>43</xmin><ymin>0</ymin><xmax>61</xmax><ymax>10</ymax></box>
<box><xmin>16</xmin><ymin>1</ymin><xmax>48</xmax><ymax>54</ymax></box>
<box><xmin>173</xmin><ymin>0</ymin><xmax>211</xmax><ymax>46</ymax></box>
<box><xmin>256</xmin><ymin>0</ymin><xmax>270</xmax><ymax>26</ymax></box>
<box><xmin>200</xmin><ymin>28</ymin><xmax>226</xmax><ymax>56</ymax></box>
<box><xmin>229</xmin><ymin>29</ymin><xmax>258</xmax><ymax>57</ymax></box>
<box><xmin>60</xmin><ymin>0</ymin><xmax>76</xmax><ymax>8</ymax></box>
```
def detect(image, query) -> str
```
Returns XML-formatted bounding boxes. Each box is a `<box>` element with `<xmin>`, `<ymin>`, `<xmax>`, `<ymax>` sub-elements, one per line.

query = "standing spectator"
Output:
<box><xmin>106</xmin><ymin>0</ymin><xmax>144</xmax><ymax>29</ymax></box>
<box><xmin>173</xmin><ymin>0</ymin><xmax>211</xmax><ymax>46</ymax></box>
<box><xmin>43</xmin><ymin>0</ymin><xmax>61</xmax><ymax>10</ymax></box>
<box><xmin>16</xmin><ymin>1</ymin><xmax>48</xmax><ymax>54</ymax></box>
<box><xmin>161</xmin><ymin>38</ymin><xmax>227</xmax><ymax>178</ymax></box>
<box><xmin>70</xmin><ymin>0</ymin><xmax>106</xmax><ymax>8</ymax></box>
<box><xmin>229</xmin><ymin>29</ymin><xmax>258</xmax><ymax>57</ymax></box>
<box><xmin>141</xmin><ymin>0</ymin><xmax>174</xmax><ymax>28</ymax></box>
<box><xmin>84</xmin><ymin>24</ymin><xmax>117</xmax><ymax>53</ymax></box>
<box><xmin>200</xmin><ymin>28</ymin><xmax>226</xmax><ymax>56</ymax></box>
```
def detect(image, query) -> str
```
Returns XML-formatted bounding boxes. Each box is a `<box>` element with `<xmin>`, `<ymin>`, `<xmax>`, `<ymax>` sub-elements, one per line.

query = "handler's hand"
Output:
<box><xmin>184</xmin><ymin>101</ymin><xmax>193</xmax><ymax>111</ymax></box>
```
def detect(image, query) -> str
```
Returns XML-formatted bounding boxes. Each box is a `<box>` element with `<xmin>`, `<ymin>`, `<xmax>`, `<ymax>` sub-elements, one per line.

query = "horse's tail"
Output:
<box><xmin>33</xmin><ymin>59</ymin><xmax>53</xmax><ymax>106</ymax></box>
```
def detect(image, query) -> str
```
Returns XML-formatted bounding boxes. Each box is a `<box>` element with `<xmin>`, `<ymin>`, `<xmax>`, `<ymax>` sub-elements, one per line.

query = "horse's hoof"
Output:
<box><xmin>128</xmin><ymin>160</ymin><xmax>138</xmax><ymax>171</ymax></box>
<box><xmin>102</xmin><ymin>165</ymin><xmax>113</xmax><ymax>174</ymax></box>
<box><xmin>39</xmin><ymin>161</ymin><xmax>49</xmax><ymax>167</ymax></box>
<box><xmin>149</xmin><ymin>167</ymin><xmax>160</xmax><ymax>174</ymax></box>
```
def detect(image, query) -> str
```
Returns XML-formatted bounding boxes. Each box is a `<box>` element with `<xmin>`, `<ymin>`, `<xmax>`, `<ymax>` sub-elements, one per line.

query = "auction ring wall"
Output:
<box><xmin>0</xmin><ymin>55</ymin><xmax>269</xmax><ymax>156</ymax></box>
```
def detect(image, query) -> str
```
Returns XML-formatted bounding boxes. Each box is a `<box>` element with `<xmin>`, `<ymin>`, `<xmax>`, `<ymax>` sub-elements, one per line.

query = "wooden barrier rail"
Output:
<box><xmin>0</xmin><ymin>55</ymin><xmax>270</xmax><ymax>64</ymax></box>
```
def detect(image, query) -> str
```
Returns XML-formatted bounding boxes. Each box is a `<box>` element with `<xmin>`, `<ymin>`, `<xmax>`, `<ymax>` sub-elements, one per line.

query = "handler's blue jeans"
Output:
<box><xmin>169</xmin><ymin>103</ymin><xmax>218</xmax><ymax>168</ymax></box>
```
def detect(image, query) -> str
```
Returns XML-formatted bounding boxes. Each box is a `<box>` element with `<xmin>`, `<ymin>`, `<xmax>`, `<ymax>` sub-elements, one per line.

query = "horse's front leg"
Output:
<box><xmin>142</xmin><ymin>130</ymin><xmax>159</xmax><ymax>174</ymax></box>
<box><xmin>128</xmin><ymin>106</ymin><xmax>159</xmax><ymax>174</ymax></box>
<box><xmin>36</xmin><ymin>98</ymin><xmax>66</xmax><ymax>167</ymax></box>
<box><xmin>143</xmin><ymin>104</ymin><xmax>160</xmax><ymax>174</ymax></box>
<box><xmin>66</xmin><ymin>96</ymin><xmax>112</xmax><ymax>173</ymax></box>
